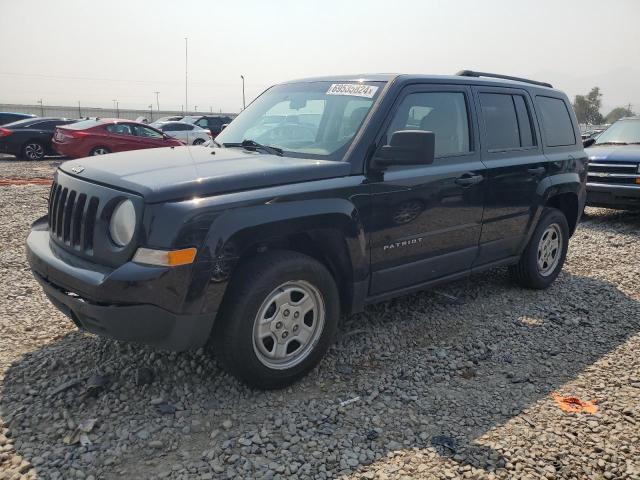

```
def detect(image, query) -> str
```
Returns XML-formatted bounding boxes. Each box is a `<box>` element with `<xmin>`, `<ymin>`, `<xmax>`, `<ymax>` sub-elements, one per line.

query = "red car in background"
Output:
<box><xmin>52</xmin><ymin>118</ymin><xmax>183</xmax><ymax>158</ymax></box>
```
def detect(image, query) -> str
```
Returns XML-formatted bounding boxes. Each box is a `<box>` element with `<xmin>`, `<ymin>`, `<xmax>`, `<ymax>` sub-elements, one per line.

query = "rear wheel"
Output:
<box><xmin>89</xmin><ymin>146</ymin><xmax>110</xmax><ymax>156</ymax></box>
<box><xmin>212</xmin><ymin>250</ymin><xmax>339</xmax><ymax>389</ymax></box>
<box><xmin>509</xmin><ymin>207</ymin><xmax>569</xmax><ymax>289</ymax></box>
<box><xmin>21</xmin><ymin>141</ymin><xmax>46</xmax><ymax>160</ymax></box>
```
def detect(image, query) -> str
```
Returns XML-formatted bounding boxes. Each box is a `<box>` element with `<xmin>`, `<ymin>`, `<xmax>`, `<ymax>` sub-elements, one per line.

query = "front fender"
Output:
<box><xmin>194</xmin><ymin>198</ymin><xmax>368</xmax><ymax>315</ymax></box>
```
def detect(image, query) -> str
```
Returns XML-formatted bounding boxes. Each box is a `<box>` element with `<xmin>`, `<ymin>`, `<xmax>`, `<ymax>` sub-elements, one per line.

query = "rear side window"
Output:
<box><xmin>480</xmin><ymin>93</ymin><xmax>537</xmax><ymax>151</ymax></box>
<box><xmin>480</xmin><ymin>94</ymin><xmax>519</xmax><ymax>150</ymax></box>
<box><xmin>536</xmin><ymin>96</ymin><xmax>575</xmax><ymax>147</ymax></box>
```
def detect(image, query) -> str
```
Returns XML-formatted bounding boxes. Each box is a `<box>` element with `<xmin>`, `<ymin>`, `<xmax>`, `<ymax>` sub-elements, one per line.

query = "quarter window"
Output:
<box><xmin>536</xmin><ymin>96</ymin><xmax>576</xmax><ymax>147</ymax></box>
<box><xmin>386</xmin><ymin>92</ymin><xmax>470</xmax><ymax>157</ymax></box>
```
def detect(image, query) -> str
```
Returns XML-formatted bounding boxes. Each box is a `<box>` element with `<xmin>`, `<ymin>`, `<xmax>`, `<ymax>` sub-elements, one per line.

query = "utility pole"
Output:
<box><xmin>112</xmin><ymin>99</ymin><xmax>118</xmax><ymax>118</ymax></box>
<box><xmin>148</xmin><ymin>104</ymin><xmax>153</xmax><ymax>122</ymax></box>
<box><xmin>240</xmin><ymin>75</ymin><xmax>246</xmax><ymax>110</ymax></box>
<box><xmin>194</xmin><ymin>105</ymin><xmax>198</xmax><ymax>112</ymax></box>
<box><xmin>184</xmin><ymin>37</ymin><xmax>188</xmax><ymax>113</ymax></box>
<box><xmin>154</xmin><ymin>91</ymin><xmax>160</xmax><ymax>113</ymax></box>
<box><xmin>37</xmin><ymin>99</ymin><xmax>44</xmax><ymax>116</ymax></box>
<box><xmin>78</xmin><ymin>101</ymin><xmax>81</xmax><ymax>118</ymax></box>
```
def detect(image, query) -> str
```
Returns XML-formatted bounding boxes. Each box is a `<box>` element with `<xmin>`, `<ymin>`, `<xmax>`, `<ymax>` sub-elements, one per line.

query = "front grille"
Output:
<box><xmin>587</xmin><ymin>161</ymin><xmax>640</xmax><ymax>186</ymax></box>
<box><xmin>48</xmin><ymin>181</ymin><xmax>99</xmax><ymax>252</ymax></box>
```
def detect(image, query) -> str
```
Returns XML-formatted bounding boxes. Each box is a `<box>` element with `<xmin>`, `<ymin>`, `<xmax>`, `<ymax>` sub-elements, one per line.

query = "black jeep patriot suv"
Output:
<box><xmin>27</xmin><ymin>71</ymin><xmax>587</xmax><ymax>388</ymax></box>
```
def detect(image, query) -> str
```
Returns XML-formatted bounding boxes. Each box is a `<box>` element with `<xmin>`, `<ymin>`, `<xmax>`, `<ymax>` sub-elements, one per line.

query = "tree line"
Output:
<box><xmin>573</xmin><ymin>87</ymin><xmax>635</xmax><ymax>125</ymax></box>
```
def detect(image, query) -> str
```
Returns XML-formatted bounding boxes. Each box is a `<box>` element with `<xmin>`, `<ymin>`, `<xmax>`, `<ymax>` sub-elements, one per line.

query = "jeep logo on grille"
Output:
<box><xmin>70</xmin><ymin>165</ymin><xmax>85</xmax><ymax>174</ymax></box>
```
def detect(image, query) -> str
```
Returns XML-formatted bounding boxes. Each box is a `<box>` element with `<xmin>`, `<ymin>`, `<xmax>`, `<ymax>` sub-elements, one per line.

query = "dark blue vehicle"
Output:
<box><xmin>27</xmin><ymin>71</ymin><xmax>587</xmax><ymax>388</ymax></box>
<box><xmin>0</xmin><ymin>112</ymin><xmax>36</xmax><ymax>126</ymax></box>
<box><xmin>0</xmin><ymin>117</ymin><xmax>76</xmax><ymax>160</ymax></box>
<box><xmin>584</xmin><ymin>117</ymin><xmax>640</xmax><ymax>210</ymax></box>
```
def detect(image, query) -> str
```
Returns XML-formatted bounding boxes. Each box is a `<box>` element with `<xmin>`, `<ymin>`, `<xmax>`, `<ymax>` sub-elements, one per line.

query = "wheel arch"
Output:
<box><xmin>197</xmin><ymin>199</ymin><xmax>369</xmax><ymax>317</ymax></box>
<box><xmin>539</xmin><ymin>173</ymin><xmax>584</xmax><ymax>235</ymax></box>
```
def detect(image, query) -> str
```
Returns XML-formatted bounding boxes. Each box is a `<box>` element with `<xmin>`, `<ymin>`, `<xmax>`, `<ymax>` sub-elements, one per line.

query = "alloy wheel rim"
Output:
<box><xmin>252</xmin><ymin>280</ymin><xmax>325</xmax><ymax>370</ymax></box>
<box><xmin>25</xmin><ymin>143</ymin><xmax>44</xmax><ymax>160</ymax></box>
<box><xmin>537</xmin><ymin>223</ymin><xmax>562</xmax><ymax>276</ymax></box>
<box><xmin>93</xmin><ymin>148</ymin><xmax>108</xmax><ymax>155</ymax></box>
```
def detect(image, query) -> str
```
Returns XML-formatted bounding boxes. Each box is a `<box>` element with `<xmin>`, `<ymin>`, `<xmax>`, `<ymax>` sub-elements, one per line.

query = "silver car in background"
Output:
<box><xmin>150</xmin><ymin>121</ymin><xmax>211</xmax><ymax>145</ymax></box>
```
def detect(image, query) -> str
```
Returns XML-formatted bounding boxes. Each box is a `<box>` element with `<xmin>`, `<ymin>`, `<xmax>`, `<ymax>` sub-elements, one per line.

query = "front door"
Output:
<box><xmin>367</xmin><ymin>85</ymin><xmax>486</xmax><ymax>296</ymax></box>
<box><xmin>132</xmin><ymin>124</ymin><xmax>168</xmax><ymax>149</ymax></box>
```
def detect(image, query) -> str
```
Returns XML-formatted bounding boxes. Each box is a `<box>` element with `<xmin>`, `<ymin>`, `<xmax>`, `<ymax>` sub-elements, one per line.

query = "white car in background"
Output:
<box><xmin>150</xmin><ymin>121</ymin><xmax>211</xmax><ymax>145</ymax></box>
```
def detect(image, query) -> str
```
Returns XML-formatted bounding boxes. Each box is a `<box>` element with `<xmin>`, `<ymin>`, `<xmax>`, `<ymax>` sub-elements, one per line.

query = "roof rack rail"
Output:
<box><xmin>456</xmin><ymin>70</ymin><xmax>553</xmax><ymax>88</ymax></box>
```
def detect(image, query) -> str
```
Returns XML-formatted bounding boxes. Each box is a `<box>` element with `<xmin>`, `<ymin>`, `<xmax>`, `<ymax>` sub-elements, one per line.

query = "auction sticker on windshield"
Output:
<box><xmin>326</xmin><ymin>83</ymin><xmax>379</xmax><ymax>98</ymax></box>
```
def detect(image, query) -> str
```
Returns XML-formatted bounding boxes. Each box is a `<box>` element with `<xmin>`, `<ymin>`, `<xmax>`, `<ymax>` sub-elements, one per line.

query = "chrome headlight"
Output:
<box><xmin>109</xmin><ymin>199</ymin><xmax>136</xmax><ymax>247</ymax></box>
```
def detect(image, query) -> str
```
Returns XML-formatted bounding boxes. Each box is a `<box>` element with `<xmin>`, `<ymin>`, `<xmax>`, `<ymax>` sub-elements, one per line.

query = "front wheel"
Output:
<box><xmin>509</xmin><ymin>207</ymin><xmax>569</xmax><ymax>289</ymax></box>
<box><xmin>212</xmin><ymin>250</ymin><xmax>339</xmax><ymax>389</ymax></box>
<box><xmin>192</xmin><ymin>138</ymin><xmax>205</xmax><ymax>145</ymax></box>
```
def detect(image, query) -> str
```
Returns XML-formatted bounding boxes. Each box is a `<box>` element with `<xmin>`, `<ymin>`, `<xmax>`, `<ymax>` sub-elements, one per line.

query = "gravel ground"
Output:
<box><xmin>1</xmin><ymin>159</ymin><xmax>639</xmax><ymax>480</ymax></box>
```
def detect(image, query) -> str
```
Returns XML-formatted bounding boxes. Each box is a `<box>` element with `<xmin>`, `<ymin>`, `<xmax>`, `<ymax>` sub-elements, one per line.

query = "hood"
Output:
<box><xmin>59</xmin><ymin>146</ymin><xmax>351</xmax><ymax>203</ymax></box>
<box><xmin>586</xmin><ymin>145</ymin><xmax>640</xmax><ymax>162</ymax></box>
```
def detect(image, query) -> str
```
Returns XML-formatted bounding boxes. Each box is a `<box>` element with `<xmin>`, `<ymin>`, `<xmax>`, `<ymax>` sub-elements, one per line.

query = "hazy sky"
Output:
<box><xmin>1</xmin><ymin>0</ymin><xmax>639</xmax><ymax>114</ymax></box>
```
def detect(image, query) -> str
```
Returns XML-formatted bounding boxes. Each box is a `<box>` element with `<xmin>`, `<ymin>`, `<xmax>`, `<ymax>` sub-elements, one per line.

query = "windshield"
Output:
<box><xmin>595</xmin><ymin>119</ymin><xmax>640</xmax><ymax>145</ymax></box>
<box><xmin>215</xmin><ymin>81</ymin><xmax>385</xmax><ymax>160</ymax></box>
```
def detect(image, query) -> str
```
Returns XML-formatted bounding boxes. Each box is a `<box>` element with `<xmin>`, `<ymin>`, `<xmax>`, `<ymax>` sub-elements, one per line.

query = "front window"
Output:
<box><xmin>133</xmin><ymin>125</ymin><xmax>163</xmax><ymax>138</ymax></box>
<box><xmin>215</xmin><ymin>81</ymin><xmax>385</xmax><ymax>160</ymax></box>
<box><xmin>595</xmin><ymin>119</ymin><xmax>640</xmax><ymax>145</ymax></box>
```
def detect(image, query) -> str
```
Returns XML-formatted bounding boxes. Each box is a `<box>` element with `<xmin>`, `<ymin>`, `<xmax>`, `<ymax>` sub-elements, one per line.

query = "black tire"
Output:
<box><xmin>509</xmin><ymin>207</ymin><xmax>569</xmax><ymax>289</ymax></box>
<box><xmin>212</xmin><ymin>250</ymin><xmax>340</xmax><ymax>389</ymax></box>
<box><xmin>89</xmin><ymin>146</ymin><xmax>111</xmax><ymax>156</ymax></box>
<box><xmin>21</xmin><ymin>141</ymin><xmax>46</xmax><ymax>160</ymax></box>
<box><xmin>192</xmin><ymin>138</ymin><xmax>205</xmax><ymax>145</ymax></box>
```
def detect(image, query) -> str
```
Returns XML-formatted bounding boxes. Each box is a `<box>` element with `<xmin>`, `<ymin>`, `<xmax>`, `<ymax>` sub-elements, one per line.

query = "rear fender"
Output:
<box><xmin>522</xmin><ymin>171</ymin><xmax>584</xmax><ymax>248</ymax></box>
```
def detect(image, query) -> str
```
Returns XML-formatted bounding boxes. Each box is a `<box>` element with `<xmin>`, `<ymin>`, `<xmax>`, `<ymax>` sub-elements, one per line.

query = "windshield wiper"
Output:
<box><xmin>223</xmin><ymin>140</ymin><xmax>283</xmax><ymax>156</ymax></box>
<box><xmin>595</xmin><ymin>141</ymin><xmax>628</xmax><ymax>145</ymax></box>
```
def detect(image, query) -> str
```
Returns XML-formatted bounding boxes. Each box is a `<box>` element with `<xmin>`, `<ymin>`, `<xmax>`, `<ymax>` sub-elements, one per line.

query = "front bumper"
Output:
<box><xmin>586</xmin><ymin>182</ymin><xmax>640</xmax><ymax>210</ymax></box>
<box><xmin>27</xmin><ymin>226</ymin><xmax>215</xmax><ymax>351</ymax></box>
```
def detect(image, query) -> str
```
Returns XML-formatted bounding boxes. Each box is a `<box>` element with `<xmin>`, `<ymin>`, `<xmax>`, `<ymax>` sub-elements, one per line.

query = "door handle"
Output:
<box><xmin>527</xmin><ymin>166</ymin><xmax>546</xmax><ymax>175</ymax></box>
<box><xmin>455</xmin><ymin>173</ymin><xmax>484</xmax><ymax>187</ymax></box>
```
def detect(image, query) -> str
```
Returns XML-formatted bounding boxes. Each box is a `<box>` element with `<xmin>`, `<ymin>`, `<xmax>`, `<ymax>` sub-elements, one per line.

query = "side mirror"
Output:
<box><xmin>373</xmin><ymin>130</ymin><xmax>435</xmax><ymax>168</ymax></box>
<box><xmin>221</xmin><ymin>123</ymin><xmax>229</xmax><ymax>131</ymax></box>
<box><xmin>583</xmin><ymin>137</ymin><xmax>596</xmax><ymax>148</ymax></box>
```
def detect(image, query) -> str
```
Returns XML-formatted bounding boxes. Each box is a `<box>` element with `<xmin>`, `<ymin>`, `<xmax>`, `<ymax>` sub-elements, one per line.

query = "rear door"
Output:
<box><xmin>368</xmin><ymin>84</ymin><xmax>486</xmax><ymax>296</ymax></box>
<box><xmin>472</xmin><ymin>87</ymin><xmax>546</xmax><ymax>266</ymax></box>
